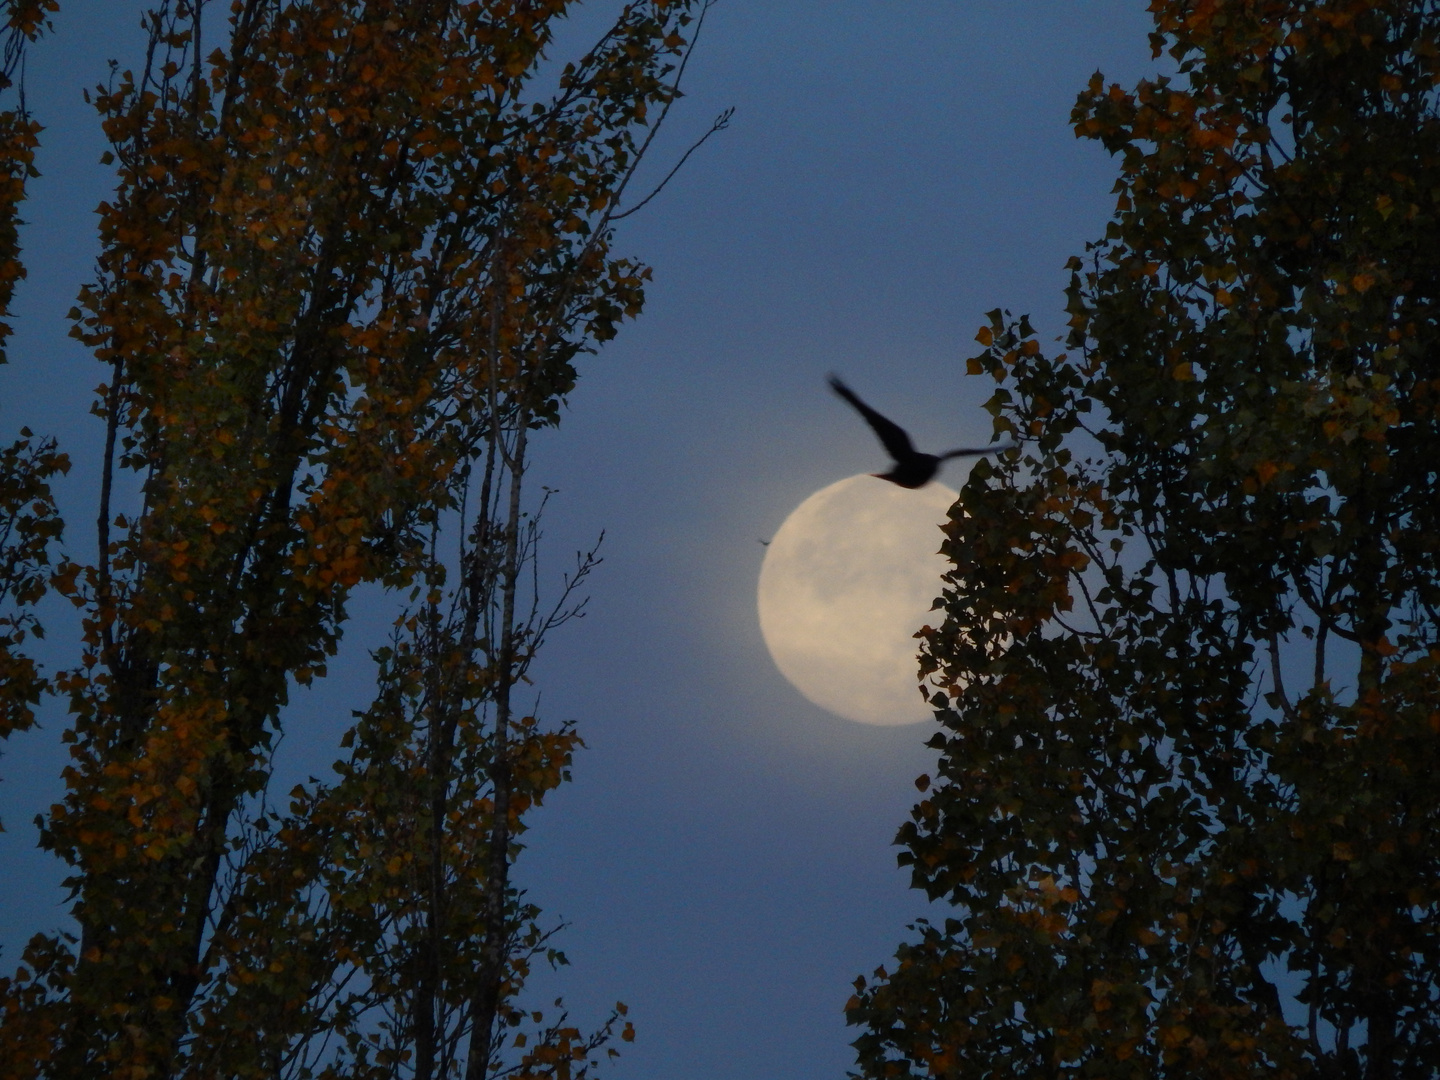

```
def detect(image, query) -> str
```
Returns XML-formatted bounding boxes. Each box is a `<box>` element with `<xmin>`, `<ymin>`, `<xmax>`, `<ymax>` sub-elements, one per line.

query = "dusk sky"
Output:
<box><xmin>1</xmin><ymin>3</ymin><xmax>1157</xmax><ymax>1077</ymax></box>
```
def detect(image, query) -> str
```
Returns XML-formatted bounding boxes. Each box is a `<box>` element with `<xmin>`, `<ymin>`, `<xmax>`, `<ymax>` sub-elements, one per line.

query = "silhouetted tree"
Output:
<box><xmin>0</xmin><ymin>3</ymin><xmax>67</xmax><ymax>759</ymax></box>
<box><xmin>0</xmin><ymin>2</ymin><xmax>711</xmax><ymax>1076</ymax></box>
<box><xmin>850</xmin><ymin>2</ymin><xmax>1440</xmax><ymax>1077</ymax></box>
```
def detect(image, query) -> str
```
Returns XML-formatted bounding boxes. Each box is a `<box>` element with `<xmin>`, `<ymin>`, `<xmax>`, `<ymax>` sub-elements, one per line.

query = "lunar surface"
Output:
<box><xmin>757</xmin><ymin>471</ymin><xmax>964</xmax><ymax>725</ymax></box>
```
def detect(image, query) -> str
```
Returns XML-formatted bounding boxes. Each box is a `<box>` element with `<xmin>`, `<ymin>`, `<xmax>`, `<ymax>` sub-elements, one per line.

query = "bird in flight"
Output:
<box><xmin>828</xmin><ymin>375</ymin><xmax>1013</xmax><ymax>489</ymax></box>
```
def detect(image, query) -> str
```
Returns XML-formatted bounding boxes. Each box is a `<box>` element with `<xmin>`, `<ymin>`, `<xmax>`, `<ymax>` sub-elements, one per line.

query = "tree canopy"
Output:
<box><xmin>850</xmin><ymin>1</ymin><xmax>1440</xmax><ymax>1077</ymax></box>
<box><xmin>0</xmin><ymin>2</ymin><xmax>709</xmax><ymax>1077</ymax></box>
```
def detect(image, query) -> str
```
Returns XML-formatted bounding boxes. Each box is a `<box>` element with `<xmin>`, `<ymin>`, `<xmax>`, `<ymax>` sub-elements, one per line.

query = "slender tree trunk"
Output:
<box><xmin>464</xmin><ymin>402</ymin><xmax>530</xmax><ymax>1080</ymax></box>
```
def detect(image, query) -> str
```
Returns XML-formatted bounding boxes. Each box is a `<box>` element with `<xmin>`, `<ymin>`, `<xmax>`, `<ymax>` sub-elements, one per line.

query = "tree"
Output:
<box><xmin>0</xmin><ymin>1</ymin><xmax>715</xmax><ymax>1076</ymax></box>
<box><xmin>0</xmin><ymin>2</ymin><xmax>67</xmax><ymax>760</ymax></box>
<box><xmin>848</xmin><ymin>1</ymin><xmax>1440</xmax><ymax>1077</ymax></box>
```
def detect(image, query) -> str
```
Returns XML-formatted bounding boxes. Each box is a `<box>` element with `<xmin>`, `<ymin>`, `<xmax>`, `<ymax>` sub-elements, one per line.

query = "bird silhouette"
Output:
<box><xmin>828</xmin><ymin>375</ymin><xmax>1013</xmax><ymax>489</ymax></box>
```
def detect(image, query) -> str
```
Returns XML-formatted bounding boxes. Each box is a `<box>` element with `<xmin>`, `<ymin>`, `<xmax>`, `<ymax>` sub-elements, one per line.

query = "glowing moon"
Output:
<box><xmin>757</xmin><ymin>472</ymin><xmax>964</xmax><ymax>725</ymax></box>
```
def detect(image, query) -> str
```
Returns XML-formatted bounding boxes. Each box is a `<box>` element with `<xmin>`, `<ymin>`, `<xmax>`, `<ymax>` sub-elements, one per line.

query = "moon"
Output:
<box><xmin>757</xmin><ymin>471</ymin><xmax>966</xmax><ymax>725</ymax></box>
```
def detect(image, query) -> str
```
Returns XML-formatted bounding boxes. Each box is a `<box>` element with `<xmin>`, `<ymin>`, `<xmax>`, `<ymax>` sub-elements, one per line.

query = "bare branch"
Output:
<box><xmin>612</xmin><ymin>106</ymin><xmax>735</xmax><ymax>221</ymax></box>
<box><xmin>1269</xmin><ymin>633</ymin><xmax>1297</xmax><ymax>722</ymax></box>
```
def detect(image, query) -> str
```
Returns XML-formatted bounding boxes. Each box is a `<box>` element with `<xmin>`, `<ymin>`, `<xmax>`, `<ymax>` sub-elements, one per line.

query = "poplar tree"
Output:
<box><xmin>849</xmin><ymin>2</ymin><xmax>1440</xmax><ymax>1077</ymax></box>
<box><xmin>0</xmin><ymin>3</ymin><xmax>66</xmax><ymax>759</ymax></box>
<box><xmin>0</xmin><ymin>1</ymin><xmax>713</xmax><ymax>1076</ymax></box>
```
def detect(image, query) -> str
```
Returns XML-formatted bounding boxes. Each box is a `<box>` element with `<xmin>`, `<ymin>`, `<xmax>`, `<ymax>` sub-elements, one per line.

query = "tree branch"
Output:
<box><xmin>612</xmin><ymin>106</ymin><xmax>734</xmax><ymax>221</ymax></box>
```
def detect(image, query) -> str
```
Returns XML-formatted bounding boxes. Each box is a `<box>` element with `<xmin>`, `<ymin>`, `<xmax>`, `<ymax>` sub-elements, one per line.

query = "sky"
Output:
<box><xmin>0</xmin><ymin>2</ymin><xmax>1158</xmax><ymax>1077</ymax></box>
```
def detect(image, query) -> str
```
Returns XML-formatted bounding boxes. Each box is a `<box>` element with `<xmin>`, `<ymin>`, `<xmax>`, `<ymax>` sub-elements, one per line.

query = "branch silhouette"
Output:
<box><xmin>612</xmin><ymin>106</ymin><xmax>735</xmax><ymax>222</ymax></box>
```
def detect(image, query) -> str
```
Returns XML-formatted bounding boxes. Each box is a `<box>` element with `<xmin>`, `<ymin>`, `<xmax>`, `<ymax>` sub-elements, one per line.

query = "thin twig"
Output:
<box><xmin>612</xmin><ymin>106</ymin><xmax>734</xmax><ymax>221</ymax></box>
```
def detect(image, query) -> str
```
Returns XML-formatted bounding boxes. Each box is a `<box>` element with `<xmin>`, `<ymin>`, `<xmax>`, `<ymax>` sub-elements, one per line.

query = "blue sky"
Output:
<box><xmin>0</xmin><ymin>3</ymin><xmax>1157</xmax><ymax>1077</ymax></box>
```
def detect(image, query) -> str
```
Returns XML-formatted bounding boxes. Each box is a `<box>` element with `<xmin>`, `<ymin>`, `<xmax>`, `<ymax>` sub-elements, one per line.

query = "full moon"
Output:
<box><xmin>757</xmin><ymin>471</ymin><xmax>965</xmax><ymax>725</ymax></box>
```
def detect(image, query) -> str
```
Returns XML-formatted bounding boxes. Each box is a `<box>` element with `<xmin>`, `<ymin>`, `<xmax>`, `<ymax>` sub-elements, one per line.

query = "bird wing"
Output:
<box><xmin>939</xmin><ymin>443</ymin><xmax>1015</xmax><ymax>460</ymax></box>
<box><xmin>828</xmin><ymin>376</ymin><xmax>916</xmax><ymax>460</ymax></box>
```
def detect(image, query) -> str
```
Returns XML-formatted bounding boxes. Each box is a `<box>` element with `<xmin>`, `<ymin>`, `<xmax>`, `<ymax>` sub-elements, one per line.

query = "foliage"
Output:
<box><xmin>0</xmin><ymin>0</ymin><xmax>58</xmax><ymax>356</ymax></box>
<box><xmin>0</xmin><ymin>0</ymin><xmax>709</xmax><ymax>1076</ymax></box>
<box><xmin>0</xmin><ymin>431</ymin><xmax>69</xmax><ymax>749</ymax></box>
<box><xmin>0</xmin><ymin>2</ymin><xmax>67</xmax><ymax>808</ymax></box>
<box><xmin>849</xmin><ymin>1</ymin><xmax>1440</xmax><ymax>1077</ymax></box>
